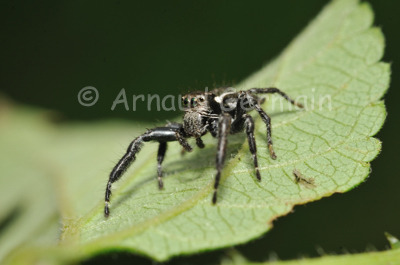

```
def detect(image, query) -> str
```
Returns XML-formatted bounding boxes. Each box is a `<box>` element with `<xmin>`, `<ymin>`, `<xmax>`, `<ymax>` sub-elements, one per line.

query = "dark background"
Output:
<box><xmin>0</xmin><ymin>0</ymin><xmax>399</xmax><ymax>264</ymax></box>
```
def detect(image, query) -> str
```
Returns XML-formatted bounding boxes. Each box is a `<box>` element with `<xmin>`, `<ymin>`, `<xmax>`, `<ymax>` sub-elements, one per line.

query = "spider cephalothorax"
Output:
<box><xmin>104</xmin><ymin>87</ymin><xmax>303</xmax><ymax>217</ymax></box>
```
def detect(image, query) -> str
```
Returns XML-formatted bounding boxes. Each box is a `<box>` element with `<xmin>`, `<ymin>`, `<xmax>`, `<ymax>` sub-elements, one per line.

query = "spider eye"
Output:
<box><xmin>198</xmin><ymin>96</ymin><xmax>205</xmax><ymax>102</ymax></box>
<box><xmin>182</xmin><ymin>97</ymin><xmax>189</xmax><ymax>107</ymax></box>
<box><xmin>191</xmin><ymin>97</ymin><xmax>197</xmax><ymax>107</ymax></box>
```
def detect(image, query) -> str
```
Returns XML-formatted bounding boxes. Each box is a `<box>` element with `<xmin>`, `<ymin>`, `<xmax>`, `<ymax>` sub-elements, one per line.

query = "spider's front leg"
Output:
<box><xmin>156</xmin><ymin>142</ymin><xmax>167</xmax><ymax>189</ymax></box>
<box><xmin>212</xmin><ymin>113</ymin><xmax>231</xmax><ymax>204</ymax></box>
<box><xmin>104</xmin><ymin>124</ymin><xmax>192</xmax><ymax>217</ymax></box>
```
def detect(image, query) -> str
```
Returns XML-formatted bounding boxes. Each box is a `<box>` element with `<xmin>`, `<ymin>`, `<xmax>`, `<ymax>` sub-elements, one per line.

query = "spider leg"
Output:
<box><xmin>243</xmin><ymin>114</ymin><xmax>261</xmax><ymax>181</ymax></box>
<box><xmin>179</xmin><ymin>136</ymin><xmax>202</xmax><ymax>156</ymax></box>
<box><xmin>157</xmin><ymin>142</ymin><xmax>167</xmax><ymax>189</ymax></box>
<box><xmin>231</xmin><ymin>113</ymin><xmax>261</xmax><ymax>181</ymax></box>
<box><xmin>196</xmin><ymin>137</ymin><xmax>205</xmax><ymax>148</ymax></box>
<box><xmin>247</xmin><ymin>88</ymin><xmax>303</xmax><ymax>159</ymax></box>
<box><xmin>212</xmin><ymin>113</ymin><xmax>231</xmax><ymax>204</ymax></box>
<box><xmin>249</xmin><ymin>87</ymin><xmax>304</xmax><ymax>108</ymax></box>
<box><xmin>158</xmin><ymin>123</ymin><xmax>193</xmax><ymax>185</ymax></box>
<box><xmin>105</xmin><ymin>125</ymin><xmax>192</xmax><ymax>217</ymax></box>
<box><xmin>252</xmin><ymin>103</ymin><xmax>277</xmax><ymax>160</ymax></box>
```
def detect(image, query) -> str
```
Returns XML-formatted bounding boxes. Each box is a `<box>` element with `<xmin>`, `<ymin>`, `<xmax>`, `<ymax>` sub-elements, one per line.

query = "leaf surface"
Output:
<box><xmin>221</xmin><ymin>248</ymin><xmax>400</xmax><ymax>265</ymax></box>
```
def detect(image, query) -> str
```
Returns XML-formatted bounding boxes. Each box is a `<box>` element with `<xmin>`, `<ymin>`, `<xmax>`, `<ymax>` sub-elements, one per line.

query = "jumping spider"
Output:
<box><xmin>104</xmin><ymin>87</ymin><xmax>303</xmax><ymax>217</ymax></box>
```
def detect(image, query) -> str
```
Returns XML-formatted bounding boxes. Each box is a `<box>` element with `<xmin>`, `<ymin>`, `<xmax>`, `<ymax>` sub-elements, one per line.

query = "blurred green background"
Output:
<box><xmin>0</xmin><ymin>0</ymin><xmax>398</xmax><ymax>264</ymax></box>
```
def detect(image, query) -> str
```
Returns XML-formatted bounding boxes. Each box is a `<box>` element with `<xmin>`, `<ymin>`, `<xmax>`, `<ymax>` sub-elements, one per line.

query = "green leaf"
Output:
<box><xmin>385</xmin><ymin>232</ymin><xmax>400</xmax><ymax>249</ymax></box>
<box><xmin>0</xmin><ymin>107</ymin><xmax>61</xmax><ymax>263</ymax></box>
<box><xmin>221</xmin><ymin>248</ymin><xmax>400</xmax><ymax>265</ymax></box>
<box><xmin>0</xmin><ymin>0</ymin><xmax>389</xmax><ymax>263</ymax></box>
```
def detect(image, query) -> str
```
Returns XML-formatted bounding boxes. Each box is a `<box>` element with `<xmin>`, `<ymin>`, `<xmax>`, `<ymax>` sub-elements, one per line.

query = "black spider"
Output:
<box><xmin>104</xmin><ymin>87</ymin><xmax>303</xmax><ymax>217</ymax></box>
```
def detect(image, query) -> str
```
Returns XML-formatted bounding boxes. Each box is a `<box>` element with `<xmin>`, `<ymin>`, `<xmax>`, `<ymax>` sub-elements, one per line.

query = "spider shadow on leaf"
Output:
<box><xmin>165</xmin><ymin>133</ymin><xmax>245</xmax><ymax>182</ymax></box>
